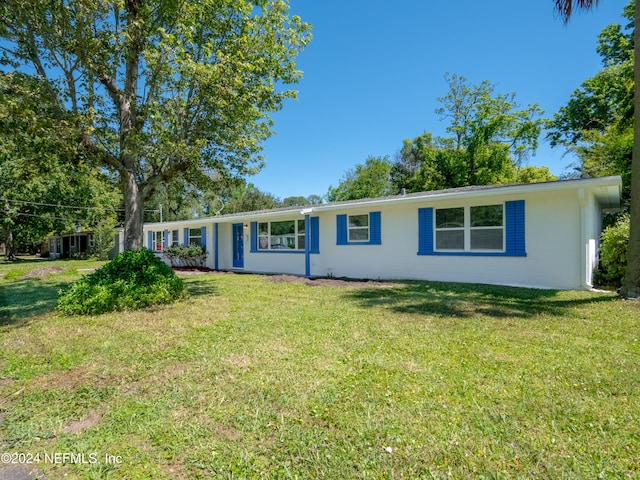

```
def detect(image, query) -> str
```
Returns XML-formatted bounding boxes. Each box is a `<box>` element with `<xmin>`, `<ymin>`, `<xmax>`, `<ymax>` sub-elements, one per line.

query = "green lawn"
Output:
<box><xmin>1</xmin><ymin>260</ymin><xmax>639</xmax><ymax>479</ymax></box>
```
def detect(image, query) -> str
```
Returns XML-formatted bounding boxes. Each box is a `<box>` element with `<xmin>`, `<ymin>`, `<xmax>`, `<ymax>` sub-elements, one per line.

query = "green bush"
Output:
<box><xmin>594</xmin><ymin>214</ymin><xmax>629</xmax><ymax>288</ymax></box>
<box><xmin>163</xmin><ymin>244</ymin><xmax>208</xmax><ymax>267</ymax></box>
<box><xmin>57</xmin><ymin>247</ymin><xmax>187</xmax><ymax>315</ymax></box>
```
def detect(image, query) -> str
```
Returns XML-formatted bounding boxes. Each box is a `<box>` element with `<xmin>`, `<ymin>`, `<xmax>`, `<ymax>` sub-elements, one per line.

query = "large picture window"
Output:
<box><xmin>258</xmin><ymin>219</ymin><xmax>305</xmax><ymax>250</ymax></box>
<box><xmin>435</xmin><ymin>204</ymin><xmax>504</xmax><ymax>252</ymax></box>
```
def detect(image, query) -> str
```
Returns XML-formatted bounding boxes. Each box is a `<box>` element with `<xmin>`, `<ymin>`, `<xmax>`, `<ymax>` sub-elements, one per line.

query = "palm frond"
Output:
<box><xmin>554</xmin><ymin>0</ymin><xmax>600</xmax><ymax>23</ymax></box>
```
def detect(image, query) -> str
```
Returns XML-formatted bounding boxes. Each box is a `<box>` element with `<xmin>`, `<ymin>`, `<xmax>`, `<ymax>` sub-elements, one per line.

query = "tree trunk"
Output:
<box><xmin>122</xmin><ymin>169</ymin><xmax>144</xmax><ymax>250</ymax></box>
<box><xmin>2</xmin><ymin>224</ymin><xmax>15</xmax><ymax>261</ymax></box>
<box><xmin>621</xmin><ymin>0</ymin><xmax>640</xmax><ymax>299</ymax></box>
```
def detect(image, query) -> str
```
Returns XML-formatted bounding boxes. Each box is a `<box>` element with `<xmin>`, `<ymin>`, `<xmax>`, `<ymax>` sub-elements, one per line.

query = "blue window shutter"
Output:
<box><xmin>201</xmin><ymin>226</ymin><xmax>207</xmax><ymax>251</ymax></box>
<box><xmin>147</xmin><ymin>231</ymin><xmax>153</xmax><ymax>251</ymax></box>
<box><xmin>505</xmin><ymin>200</ymin><xmax>526</xmax><ymax>256</ymax></box>
<box><xmin>417</xmin><ymin>208</ymin><xmax>434</xmax><ymax>255</ymax></box>
<box><xmin>250</xmin><ymin>222</ymin><xmax>258</xmax><ymax>252</ymax></box>
<box><xmin>163</xmin><ymin>229</ymin><xmax>169</xmax><ymax>248</ymax></box>
<box><xmin>183</xmin><ymin>228</ymin><xmax>189</xmax><ymax>246</ymax></box>
<box><xmin>337</xmin><ymin>215</ymin><xmax>348</xmax><ymax>245</ymax></box>
<box><xmin>369</xmin><ymin>212</ymin><xmax>381</xmax><ymax>245</ymax></box>
<box><xmin>310</xmin><ymin>216</ymin><xmax>320</xmax><ymax>254</ymax></box>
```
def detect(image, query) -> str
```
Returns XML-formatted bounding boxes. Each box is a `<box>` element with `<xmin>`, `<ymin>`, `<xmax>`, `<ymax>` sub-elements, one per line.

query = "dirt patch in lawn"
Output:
<box><xmin>22</xmin><ymin>266</ymin><xmax>65</xmax><ymax>279</ymax></box>
<box><xmin>61</xmin><ymin>407</ymin><xmax>103</xmax><ymax>434</ymax></box>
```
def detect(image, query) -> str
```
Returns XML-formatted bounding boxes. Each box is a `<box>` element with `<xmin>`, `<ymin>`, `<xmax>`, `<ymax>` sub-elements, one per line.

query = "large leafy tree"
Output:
<box><xmin>0</xmin><ymin>0</ymin><xmax>311</xmax><ymax>250</ymax></box>
<box><xmin>391</xmin><ymin>75</ymin><xmax>545</xmax><ymax>193</ymax></box>
<box><xmin>326</xmin><ymin>156</ymin><xmax>394</xmax><ymax>202</ymax></box>
<box><xmin>0</xmin><ymin>72</ymin><xmax>118</xmax><ymax>259</ymax></box>
<box><xmin>554</xmin><ymin>0</ymin><xmax>640</xmax><ymax>298</ymax></box>
<box><xmin>548</xmin><ymin>1</ymin><xmax>634</xmax><ymax>200</ymax></box>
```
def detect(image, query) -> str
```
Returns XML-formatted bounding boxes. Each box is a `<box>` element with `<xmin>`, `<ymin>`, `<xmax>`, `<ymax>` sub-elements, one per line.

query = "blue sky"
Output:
<box><xmin>253</xmin><ymin>0</ymin><xmax>630</xmax><ymax>199</ymax></box>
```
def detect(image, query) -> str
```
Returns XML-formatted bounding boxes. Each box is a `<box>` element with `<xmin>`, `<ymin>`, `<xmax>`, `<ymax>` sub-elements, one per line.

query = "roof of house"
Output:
<box><xmin>144</xmin><ymin>175</ymin><xmax>622</xmax><ymax>228</ymax></box>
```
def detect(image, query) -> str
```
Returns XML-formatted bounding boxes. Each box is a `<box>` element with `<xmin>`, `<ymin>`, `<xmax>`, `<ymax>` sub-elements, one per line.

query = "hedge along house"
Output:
<box><xmin>142</xmin><ymin>176</ymin><xmax>622</xmax><ymax>290</ymax></box>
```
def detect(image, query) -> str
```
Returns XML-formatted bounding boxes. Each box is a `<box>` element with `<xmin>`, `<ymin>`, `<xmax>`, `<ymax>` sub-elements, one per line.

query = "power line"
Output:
<box><xmin>2</xmin><ymin>198</ymin><xmax>159</xmax><ymax>213</ymax></box>
<box><xmin>2</xmin><ymin>198</ymin><xmax>122</xmax><ymax>211</ymax></box>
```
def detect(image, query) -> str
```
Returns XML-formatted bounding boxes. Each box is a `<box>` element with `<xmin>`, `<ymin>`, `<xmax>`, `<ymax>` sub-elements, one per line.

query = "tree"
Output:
<box><xmin>555</xmin><ymin>0</ymin><xmax>640</xmax><ymax>298</ymax></box>
<box><xmin>548</xmin><ymin>2</ymin><xmax>633</xmax><ymax>201</ymax></box>
<box><xmin>0</xmin><ymin>72</ymin><xmax>118</xmax><ymax>259</ymax></box>
<box><xmin>221</xmin><ymin>183</ymin><xmax>281</xmax><ymax>214</ymax></box>
<box><xmin>327</xmin><ymin>156</ymin><xmax>394</xmax><ymax>202</ymax></box>
<box><xmin>0</xmin><ymin>0</ymin><xmax>311</xmax><ymax>250</ymax></box>
<box><xmin>391</xmin><ymin>75</ymin><xmax>544</xmax><ymax>193</ymax></box>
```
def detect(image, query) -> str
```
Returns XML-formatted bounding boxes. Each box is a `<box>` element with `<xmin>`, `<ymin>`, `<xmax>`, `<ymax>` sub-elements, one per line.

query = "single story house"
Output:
<box><xmin>143</xmin><ymin>176</ymin><xmax>622</xmax><ymax>290</ymax></box>
<box><xmin>47</xmin><ymin>232</ymin><xmax>95</xmax><ymax>259</ymax></box>
<box><xmin>46</xmin><ymin>231</ymin><xmax>122</xmax><ymax>259</ymax></box>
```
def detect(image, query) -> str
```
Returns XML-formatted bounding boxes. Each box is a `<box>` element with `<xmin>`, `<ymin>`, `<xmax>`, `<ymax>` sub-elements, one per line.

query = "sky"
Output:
<box><xmin>252</xmin><ymin>0</ymin><xmax>631</xmax><ymax>200</ymax></box>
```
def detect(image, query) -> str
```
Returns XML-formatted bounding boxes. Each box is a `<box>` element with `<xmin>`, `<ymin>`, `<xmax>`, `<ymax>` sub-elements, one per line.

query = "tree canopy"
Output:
<box><xmin>548</xmin><ymin>1</ymin><xmax>634</xmax><ymax>202</ymax></box>
<box><xmin>0</xmin><ymin>0</ymin><xmax>311</xmax><ymax>249</ymax></box>
<box><xmin>326</xmin><ymin>156</ymin><xmax>394</xmax><ymax>202</ymax></box>
<box><xmin>392</xmin><ymin>74</ymin><xmax>547</xmax><ymax>194</ymax></box>
<box><xmin>0</xmin><ymin>72</ymin><xmax>118</xmax><ymax>258</ymax></box>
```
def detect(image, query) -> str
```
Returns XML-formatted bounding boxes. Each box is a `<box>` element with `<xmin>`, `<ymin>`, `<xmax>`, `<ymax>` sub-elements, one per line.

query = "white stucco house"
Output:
<box><xmin>142</xmin><ymin>176</ymin><xmax>622</xmax><ymax>290</ymax></box>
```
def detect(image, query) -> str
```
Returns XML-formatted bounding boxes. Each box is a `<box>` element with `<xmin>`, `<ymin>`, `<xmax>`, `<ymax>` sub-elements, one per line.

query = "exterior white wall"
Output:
<box><xmin>140</xmin><ymin>178</ymin><xmax>619</xmax><ymax>291</ymax></box>
<box><xmin>241</xmin><ymin>213</ymin><xmax>307</xmax><ymax>276</ymax></box>
<box><xmin>310</xmin><ymin>190</ymin><xmax>584</xmax><ymax>290</ymax></box>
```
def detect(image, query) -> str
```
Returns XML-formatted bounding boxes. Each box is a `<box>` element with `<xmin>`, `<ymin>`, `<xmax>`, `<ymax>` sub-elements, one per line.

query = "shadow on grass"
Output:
<box><xmin>182</xmin><ymin>276</ymin><xmax>220</xmax><ymax>298</ymax></box>
<box><xmin>343</xmin><ymin>281</ymin><xmax>617</xmax><ymax>319</ymax></box>
<box><xmin>0</xmin><ymin>279</ymin><xmax>69</xmax><ymax>327</ymax></box>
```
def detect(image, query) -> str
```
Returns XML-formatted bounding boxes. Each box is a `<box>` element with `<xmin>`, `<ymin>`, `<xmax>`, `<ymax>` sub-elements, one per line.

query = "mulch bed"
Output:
<box><xmin>171</xmin><ymin>266</ymin><xmax>400</xmax><ymax>288</ymax></box>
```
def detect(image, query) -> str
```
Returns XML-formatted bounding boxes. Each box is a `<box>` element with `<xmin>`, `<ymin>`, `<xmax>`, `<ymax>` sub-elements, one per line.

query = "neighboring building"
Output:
<box><xmin>142</xmin><ymin>176</ymin><xmax>622</xmax><ymax>290</ymax></box>
<box><xmin>47</xmin><ymin>232</ymin><xmax>95</xmax><ymax>258</ymax></box>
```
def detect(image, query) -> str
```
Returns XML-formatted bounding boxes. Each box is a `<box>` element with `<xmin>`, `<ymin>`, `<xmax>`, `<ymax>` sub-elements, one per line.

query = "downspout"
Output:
<box><xmin>304</xmin><ymin>214</ymin><xmax>311</xmax><ymax>278</ymax></box>
<box><xmin>301</xmin><ymin>208</ymin><xmax>314</xmax><ymax>278</ymax></box>
<box><xmin>214</xmin><ymin>223</ymin><xmax>219</xmax><ymax>271</ymax></box>
<box><xmin>577</xmin><ymin>188</ymin><xmax>590</xmax><ymax>289</ymax></box>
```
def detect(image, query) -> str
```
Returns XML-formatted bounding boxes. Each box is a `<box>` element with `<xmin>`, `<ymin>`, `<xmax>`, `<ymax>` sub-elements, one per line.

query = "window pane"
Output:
<box><xmin>470</xmin><ymin>228</ymin><xmax>503</xmax><ymax>250</ymax></box>
<box><xmin>297</xmin><ymin>219</ymin><xmax>305</xmax><ymax>233</ymax></box>
<box><xmin>471</xmin><ymin>205</ymin><xmax>503</xmax><ymax>227</ymax></box>
<box><xmin>259</xmin><ymin>222</ymin><xmax>269</xmax><ymax>235</ymax></box>
<box><xmin>271</xmin><ymin>221</ymin><xmax>295</xmax><ymax>236</ymax></box>
<box><xmin>189</xmin><ymin>228</ymin><xmax>201</xmax><ymax>236</ymax></box>
<box><xmin>349</xmin><ymin>227</ymin><xmax>369</xmax><ymax>241</ymax></box>
<box><xmin>172</xmin><ymin>230</ymin><xmax>179</xmax><ymax>244</ymax></box>
<box><xmin>436</xmin><ymin>230</ymin><xmax>464</xmax><ymax>250</ymax></box>
<box><xmin>189</xmin><ymin>238</ymin><xmax>201</xmax><ymax>247</ymax></box>
<box><xmin>436</xmin><ymin>208</ymin><xmax>464</xmax><ymax>228</ymax></box>
<box><xmin>349</xmin><ymin>214</ymin><xmax>368</xmax><ymax>228</ymax></box>
<box><xmin>297</xmin><ymin>235</ymin><xmax>305</xmax><ymax>250</ymax></box>
<box><xmin>259</xmin><ymin>237</ymin><xmax>269</xmax><ymax>249</ymax></box>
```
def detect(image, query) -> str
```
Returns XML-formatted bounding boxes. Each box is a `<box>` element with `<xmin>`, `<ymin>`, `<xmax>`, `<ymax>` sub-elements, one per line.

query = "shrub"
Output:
<box><xmin>163</xmin><ymin>244</ymin><xmax>208</xmax><ymax>267</ymax></box>
<box><xmin>594</xmin><ymin>214</ymin><xmax>629</xmax><ymax>288</ymax></box>
<box><xmin>57</xmin><ymin>247</ymin><xmax>187</xmax><ymax>315</ymax></box>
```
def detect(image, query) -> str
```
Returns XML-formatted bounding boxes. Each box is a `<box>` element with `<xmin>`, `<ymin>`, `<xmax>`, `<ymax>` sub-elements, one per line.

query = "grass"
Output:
<box><xmin>1</xmin><ymin>260</ymin><xmax>639</xmax><ymax>479</ymax></box>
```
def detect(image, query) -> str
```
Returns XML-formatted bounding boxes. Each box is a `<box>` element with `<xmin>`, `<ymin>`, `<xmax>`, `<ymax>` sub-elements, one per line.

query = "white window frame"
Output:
<box><xmin>154</xmin><ymin>231</ymin><xmax>163</xmax><ymax>252</ymax></box>
<box><xmin>258</xmin><ymin>219</ymin><xmax>305</xmax><ymax>251</ymax></box>
<box><xmin>171</xmin><ymin>230</ymin><xmax>179</xmax><ymax>246</ymax></box>
<box><xmin>347</xmin><ymin>214</ymin><xmax>370</xmax><ymax>243</ymax></box>
<box><xmin>188</xmin><ymin>228</ymin><xmax>202</xmax><ymax>247</ymax></box>
<box><xmin>434</xmin><ymin>204</ymin><xmax>505</xmax><ymax>253</ymax></box>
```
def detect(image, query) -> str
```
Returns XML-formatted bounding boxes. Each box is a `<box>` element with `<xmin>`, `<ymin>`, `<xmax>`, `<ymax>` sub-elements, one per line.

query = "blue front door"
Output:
<box><xmin>232</xmin><ymin>223</ymin><xmax>244</xmax><ymax>268</ymax></box>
